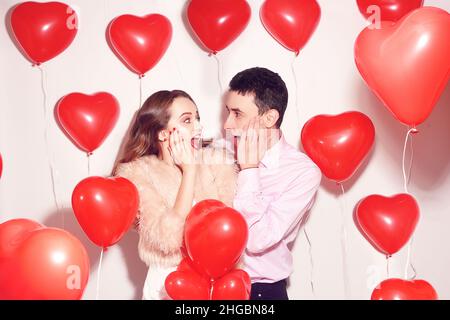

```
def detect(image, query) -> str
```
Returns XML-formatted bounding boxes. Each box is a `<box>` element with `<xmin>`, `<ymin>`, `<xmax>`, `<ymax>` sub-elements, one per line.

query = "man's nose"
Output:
<box><xmin>223</xmin><ymin>115</ymin><xmax>233</xmax><ymax>130</ymax></box>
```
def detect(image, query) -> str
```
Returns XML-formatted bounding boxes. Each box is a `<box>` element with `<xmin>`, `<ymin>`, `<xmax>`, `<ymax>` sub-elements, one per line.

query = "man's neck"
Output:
<box><xmin>266</xmin><ymin>128</ymin><xmax>282</xmax><ymax>151</ymax></box>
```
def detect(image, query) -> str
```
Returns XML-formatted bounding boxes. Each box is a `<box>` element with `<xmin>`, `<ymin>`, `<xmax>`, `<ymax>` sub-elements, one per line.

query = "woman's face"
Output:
<box><xmin>166</xmin><ymin>97</ymin><xmax>203</xmax><ymax>149</ymax></box>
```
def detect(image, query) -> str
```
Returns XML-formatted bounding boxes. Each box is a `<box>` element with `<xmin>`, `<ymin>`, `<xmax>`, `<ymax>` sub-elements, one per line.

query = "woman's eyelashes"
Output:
<box><xmin>182</xmin><ymin>116</ymin><xmax>200</xmax><ymax>124</ymax></box>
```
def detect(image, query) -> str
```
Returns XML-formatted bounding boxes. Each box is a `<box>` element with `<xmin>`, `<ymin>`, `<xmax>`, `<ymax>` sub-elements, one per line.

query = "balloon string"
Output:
<box><xmin>291</xmin><ymin>54</ymin><xmax>300</xmax><ymax>128</ymax></box>
<box><xmin>37</xmin><ymin>66</ymin><xmax>62</xmax><ymax>228</ymax></box>
<box><xmin>405</xmin><ymin>236</ymin><xmax>417</xmax><ymax>280</ymax></box>
<box><xmin>96</xmin><ymin>247</ymin><xmax>104</xmax><ymax>300</ymax></box>
<box><xmin>303</xmin><ymin>227</ymin><xmax>315</xmax><ymax>297</ymax></box>
<box><xmin>139</xmin><ymin>76</ymin><xmax>143</xmax><ymax>108</ymax></box>
<box><xmin>87</xmin><ymin>153</ymin><xmax>91</xmax><ymax>176</ymax></box>
<box><xmin>402</xmin><ymin>127</ymin><xmax>417</xmax><ymax>280</ymax></box>
<box><xmin>402</xmin><ymin>128</ymin><xmax>416</xmax><ymax>194</ymax></box>
<box><xmin>209</xmin><ymin>280</ymin><xmax>214</xmax><ymax>300</ymax></box>
<box><xmin>212</xmin><ymin>54</ymin><xmax>224</xmax><ymax>94</ymax></box>
<box><xmin>338</xmin><ymin>183</ymin><xmax>350</xmax><ymax>299</ymax></box>
<box><xmin>386</xmin><ymin>256</ymin><xmax>390</xmax><ymax>278</ymax></box>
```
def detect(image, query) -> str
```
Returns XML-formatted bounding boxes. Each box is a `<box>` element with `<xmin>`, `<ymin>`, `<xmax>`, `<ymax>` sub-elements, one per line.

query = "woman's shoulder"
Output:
<box><xmin>114</xmin><ymin>155</ymin><xmax>161</xmax><ymax>178</ymax></box>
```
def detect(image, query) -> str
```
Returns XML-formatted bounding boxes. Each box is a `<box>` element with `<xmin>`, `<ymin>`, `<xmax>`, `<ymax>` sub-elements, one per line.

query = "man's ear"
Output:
<box><xmin>262</xmin><ymin>109</ymin><xmax>280</xmax><ymax>128</ymax></box>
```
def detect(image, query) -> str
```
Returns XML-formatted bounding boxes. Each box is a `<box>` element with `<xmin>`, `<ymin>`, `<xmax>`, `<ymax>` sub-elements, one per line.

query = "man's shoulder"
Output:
<box><xmin>281</xmin><ymin>141</ymin><xmax>316</xmax><ymax>165</ymax></box>
<box><xmin>280</xmin><ymin>142</ymin><xmax>322</xmax><ymax>177</ymax></box>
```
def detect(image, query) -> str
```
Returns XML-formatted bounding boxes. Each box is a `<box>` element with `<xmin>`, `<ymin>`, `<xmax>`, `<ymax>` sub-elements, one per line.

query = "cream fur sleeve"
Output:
<box><xmin>114</xmin><ymin>159</ymin><xmax>185</xmax><ymax>255</ymax></box>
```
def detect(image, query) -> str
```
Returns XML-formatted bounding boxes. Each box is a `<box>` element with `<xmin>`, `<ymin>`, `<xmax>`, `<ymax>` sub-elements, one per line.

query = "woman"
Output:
<box><xmin>112</xmin><ymin>90</ymin><xmax>237</xmax><ymax>300</ymax></box>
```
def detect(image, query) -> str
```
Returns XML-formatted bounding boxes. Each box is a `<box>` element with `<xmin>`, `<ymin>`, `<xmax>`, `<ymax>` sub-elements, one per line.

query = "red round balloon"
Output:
<box><xmin>0</xmin><ymin>219</ymin><xmax>89</xmax><ymax>300</ymax></box>
<box><xmin>261</xmin><ymin>0</ymin><xmax>321</xmax><ymax>55</ymax></box>
<box><xmin>107</xmin><ymin>14</ymin><xmax>172</xmax><ymax>77</ymax></box>
<box><xmin>372</xmin><ymin>278</ymin><xmax>438</xmax><ymax>300</ymax></box>
<box><xmin>72</xmin><ymin>176</ymin><xmax>139</xmax><ymax>248</ymax></box>
<box><xmin>56</xmin><ymin>92</ymin><xmax>120</xmax><ymax>154</ymax></box>
<box><xmin>211</xmin><ymin>269</ymin><xmax>251</xmax><ymax>300</ymax></box>
<box><xmin>301</xmin><ymin>111</ymin><xmax>375</xmax><ymax>183</ymax></box>
<box><xmin>10</xmin><ymin>1</ymin><xmax>78</xmax><ymax>65</ymax></box>
<box><xmin>355</xmin><ymin>7</ymin><xmax>450</xmax><ymax>126</ymax></box>
<box><xmin>187</xmin><ymin>0</ymin><xmax>251</xmax><ymax>54</ymax></box>
<box><xmin>355</xmin><ymin>194</ymin><xmax>419</xmax><ymax>256</ymax></box>
<box><xmin>357</xmin><ymin>0</ymin><xmax>424</xmax><ymax>22</ymax></box>
<box><xmin>184</xmin><ymin>200</ymin><xmax>248</xmax><ymax>279</ymax></box>
<box><xmin>165</xmin><ymin>269</ymin><xmax>211</xmax><ymax>300</ymax></box>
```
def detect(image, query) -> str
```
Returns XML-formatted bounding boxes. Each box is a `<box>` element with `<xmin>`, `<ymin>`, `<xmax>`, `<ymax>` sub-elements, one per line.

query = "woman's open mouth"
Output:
<box><xmin>191</xmin><ymin>135</ymin><xmax>202</xmax><ymax>150</ymax></box>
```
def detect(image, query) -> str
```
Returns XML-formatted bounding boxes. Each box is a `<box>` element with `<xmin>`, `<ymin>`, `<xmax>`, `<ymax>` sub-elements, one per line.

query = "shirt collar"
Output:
<box><xmin>259</xmin><ymin>132</ymin><xmax>286</xmax><ymax>169</ymax></box>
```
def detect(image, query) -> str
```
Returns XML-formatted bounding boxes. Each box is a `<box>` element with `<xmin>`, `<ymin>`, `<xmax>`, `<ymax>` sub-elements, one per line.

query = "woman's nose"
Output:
<box><xmin>194</xmin><ymin>120</ymin><xmax>203</xmax><ymax>132</ymax></box>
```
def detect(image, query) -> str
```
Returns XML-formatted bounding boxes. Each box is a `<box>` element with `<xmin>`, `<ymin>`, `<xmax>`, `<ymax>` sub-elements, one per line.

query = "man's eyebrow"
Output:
<box><xmin>226</xmin><ymin>105</ymin><xmax>243</xmax><ymax>113</ymax></box>
<box><xmin>178</xmin><ymin>112</ymin><xmax>192</xmax><ymax>118</ymax></box>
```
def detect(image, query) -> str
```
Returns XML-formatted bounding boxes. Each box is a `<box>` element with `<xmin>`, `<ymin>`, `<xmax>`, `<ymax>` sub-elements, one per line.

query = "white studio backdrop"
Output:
<box><xmin>1</xmin><ymin>0</ymin><xmax>449</xmax><ymax>300</ymax></box>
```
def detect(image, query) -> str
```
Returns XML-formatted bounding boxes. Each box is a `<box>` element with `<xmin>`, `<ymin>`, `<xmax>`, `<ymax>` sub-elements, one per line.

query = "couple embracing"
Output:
<box><xmin>113</xmin><ymin>67</ymin><xmax>321</xmax><ymax>300</ymax></box>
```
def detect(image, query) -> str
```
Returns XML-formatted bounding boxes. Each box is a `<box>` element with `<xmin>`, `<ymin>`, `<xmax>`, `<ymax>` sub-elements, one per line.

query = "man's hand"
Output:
<box><xmin>237</xmin><ymin>117</ymin><xmax>269</xmax><ymax>170</ymax></box>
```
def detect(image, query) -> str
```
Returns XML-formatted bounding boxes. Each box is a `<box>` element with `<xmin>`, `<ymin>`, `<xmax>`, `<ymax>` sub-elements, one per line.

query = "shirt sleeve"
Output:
<box><xmin>233</xmin><ymin>165</ymin><xmax>321</xmax><ymax>254</ymax></box>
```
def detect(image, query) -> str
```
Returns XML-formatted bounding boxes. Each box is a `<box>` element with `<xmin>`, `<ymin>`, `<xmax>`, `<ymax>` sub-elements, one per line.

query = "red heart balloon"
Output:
<box><xmin>357</xmin><ymin>0</ymin><xmax>424</xmax><ymax>22</ymax></box>
<box><xmin>0</xmin><ymin>219</ymin><xmax>90</xmax><ymax>300</ymax></box>
<box><xmin>72</xmin><ymin>176</ymin><xmax>139</xmax><ymax>248</ymax></box>
<box><xmin>178</xmin><ymin>257</ymin><xmax>210</xmax><ymax>281</ymax></box>
<box><xmin>107</xmin><ymin>14</ymin><xmax>172</xmax><ymax>77</ymax></box>
<box><xmin>260</xmin><ymin>0</ymin><xmax>321</xmax><ymax>55</ymax></box>
<box><xmin>10</xmin><ymin>1</ymin><xmax>78</xmax><ymax>65</ymax></box>
<box><xmin>165</xmin><ymin>270</ymin><xmax>211</xmax><ymax>300</ymax></box>
<box><xmin>372</xmin><ymin>278</ymin><xmax>438</xmax><ymax>300</ymax></box>
<box><xmin>356</xmin><ymin>194</ymin><xmax>419</xmax><ymax>256</ymax></box>
<box><xmin>187</xmin><ymin>0</ymin><xmax>251</xmax><ymax>54</ymax></box>
<box><xmin>301</xmin><ymin>111</ymin><xmax>375</xmax><ymax>183</ymax></box>
<box><xmin>212</xmin><ymin>269</ymin><xmax>251</xmax><ymax>300</ymax></box>
<box><xmin>184</xmin><ymin>200</ymin><xmax>248</xmax><ymax>279</ymax></box>
<box><xmin>56</xmin><ymin>92</ymin><xmax>120</xmax><ymax>154</ymax></box>
<box><xmin>355</xmin><ymin>7</ymin><xmax>450</xmax><ymax>126</ymax></box>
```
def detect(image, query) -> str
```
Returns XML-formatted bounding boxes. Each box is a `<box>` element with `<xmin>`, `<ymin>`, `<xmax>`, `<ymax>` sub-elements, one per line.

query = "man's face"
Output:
<box><xmin>223</xmin><ymin>91</ymin><xmax>260</xmax><ymax>138</ymax></box>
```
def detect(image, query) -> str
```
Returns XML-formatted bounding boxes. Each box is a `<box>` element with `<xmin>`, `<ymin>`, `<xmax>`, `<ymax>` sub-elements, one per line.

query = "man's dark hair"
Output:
<box><xmin>229</xmin><ymin>67</ymin><xmax>288</xmax><ymax>128</ymax></box>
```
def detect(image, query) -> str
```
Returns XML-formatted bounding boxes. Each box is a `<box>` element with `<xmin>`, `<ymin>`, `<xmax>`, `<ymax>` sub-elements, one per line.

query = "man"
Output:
<box><xmin>223</xmin><ymin>67</ymin><xmax>322</xmax><ymax>300</ymax></box>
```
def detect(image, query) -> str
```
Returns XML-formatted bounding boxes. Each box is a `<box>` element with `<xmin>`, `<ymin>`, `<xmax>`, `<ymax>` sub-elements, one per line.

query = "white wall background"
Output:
<box><xmin>0</xmin><ymin>0</ymin><xmax>449</xmax><ymax>300</ymax></box>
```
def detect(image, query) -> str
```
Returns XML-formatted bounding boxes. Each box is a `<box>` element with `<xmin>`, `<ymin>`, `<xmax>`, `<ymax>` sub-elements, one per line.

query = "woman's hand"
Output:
<box><xmin>169</xmin><ymin>128</ymin><xmax>197</xmax><ymax>173</ymax></box>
